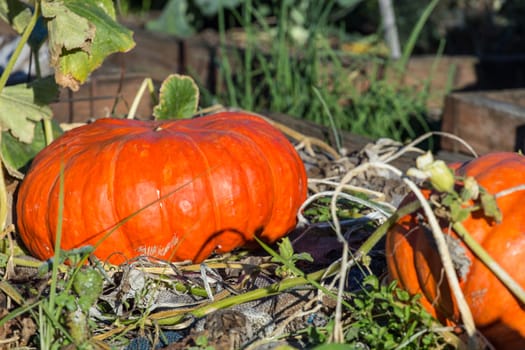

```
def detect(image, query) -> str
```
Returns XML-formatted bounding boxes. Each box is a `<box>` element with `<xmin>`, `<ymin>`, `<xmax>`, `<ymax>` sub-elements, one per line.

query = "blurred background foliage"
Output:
<box><xmin>116</xmin><ymin>0</ymin><xmax>525</xmax><ymax>56</ymax></box>
<box><xmin>111</xmin><ymin>0</ymin><xmax>525</xmax><ymax>145</ymax></box>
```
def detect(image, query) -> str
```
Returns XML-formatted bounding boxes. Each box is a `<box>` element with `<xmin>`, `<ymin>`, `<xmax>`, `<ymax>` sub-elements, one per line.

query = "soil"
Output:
<box><xmin>0</xmin><ymin>115</ymin><xmax>468</xmax><ymax>349</ymax></box>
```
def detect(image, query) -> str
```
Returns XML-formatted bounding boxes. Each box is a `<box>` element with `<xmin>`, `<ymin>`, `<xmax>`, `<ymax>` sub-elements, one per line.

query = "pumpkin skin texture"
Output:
<box><xmin>16</xmin><ymin>112</ymin><xmax>307</xmax><ymax>265</ymax></box>
<box><xmin>386</xmin><ymin>152</ymin><xmax>525</xmax><ymax>349</ymax></box>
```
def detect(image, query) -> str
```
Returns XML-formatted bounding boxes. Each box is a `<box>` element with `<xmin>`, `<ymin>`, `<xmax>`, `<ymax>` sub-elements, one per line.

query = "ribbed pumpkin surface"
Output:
<box><xmin>386</xmin><ymin>152</ymin><xmax>525</xmax><ymax>349</ymax></box>
<box><xmin>16</xmin><ymin>112</ymin><xmax>307</xmax><ymax>264</ymax></box>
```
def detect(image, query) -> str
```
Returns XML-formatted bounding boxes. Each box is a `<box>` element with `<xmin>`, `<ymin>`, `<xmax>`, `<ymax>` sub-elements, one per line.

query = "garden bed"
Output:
<box><xmin>102</xmin><ymin>26</ymin><xmax>480</xmax><ymax>111</ymax></box>
<box><xmin>1</xmin><ymin>111</ymin><xmax>465</xmax><ymax>349</ymax></box>
<box><xmin>0</xmin><ymin>1</ymin><xmax>521</xmax><ymax>350</ymax></box>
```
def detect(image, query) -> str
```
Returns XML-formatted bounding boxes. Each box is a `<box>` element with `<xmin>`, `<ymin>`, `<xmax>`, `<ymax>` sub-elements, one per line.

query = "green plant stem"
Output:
<box><xmin>0</xmin><ymin>136</ymin><xmax>7</xmax><ymax>231</ymax></box>
<box><xmin>49</xmin><ymin>160</ymin><xmax>66</xmax><ymax>314</ymax></box>
<box><xmin>0</xmin><ymin>1</ymin><xmax>40</xmax><ymax>93</ymax></box>
<box><xmin>40</xmin><ymin>302</ymin><xmax>75</xmax><ymax>344</ymax></box>
<box><xmin>218</xmin><ymin>3</ymin><xmax>237</xmax><ymax>106</ymax></box>
<box><xmin>398</xmin><ymin>0</ymin><xmax>440</xmax><ymax>78</ymax></box>
<box><xmin>43</xmin><ymin>119</ymin><xmax>54</xmax><ymax>146</ymax></box>
<box><xmin>243</xmin><ymin>0</ymin><xmax>253</xmax><ymax>110</ymax></box>
<box><xmin>312</xmin><ymin>86</ymin><xmax>343</xmax><ymax>152</ymax></box>
<box><xmin>0</xmin><ymin>2</ymin><xmax>40</xmax><ymax>232</ymax></box>
<box><xmin>8</xmin><ymin>254</ymin><xmax>44</xmax><ymax>268</ymax></box>
<box><xmin>128</xmin><ymin>78</ymin><xmax>155</xmax><ymax>119</ymax></box>
<box><xmin>354</xmin><ymin>200</ymin><xmax>421</xmax><ymax>258</ymax></box>
<box><xmin>453</xmin><ymin>222</ymin><xmax>525</xmax><ymax>305</ymax></box>
<box><xmin>0</xmin><ymin>280</ymin><xmax>24</xmax><ymax>305</ymax></box>
<box><xmin>0</xmin><ymin>299</ymin><xmax>44</xmax><ymax>328</ymax></box>
<box><xmin>153</xmin><ymin>261</ymin><xmax>343</xmax><ymax>326</ymax></box>
<box><xmin>152</xmin><ymin>200</ymin><xmax>422</xmax><ymax>327</ymax></box>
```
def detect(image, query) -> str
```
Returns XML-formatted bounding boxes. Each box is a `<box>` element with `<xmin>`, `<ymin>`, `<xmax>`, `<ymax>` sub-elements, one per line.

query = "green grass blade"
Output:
<box><xmin>398</xmin><ymin>0</ymin><xmax>440</xmax><ymax>75</ymax></box>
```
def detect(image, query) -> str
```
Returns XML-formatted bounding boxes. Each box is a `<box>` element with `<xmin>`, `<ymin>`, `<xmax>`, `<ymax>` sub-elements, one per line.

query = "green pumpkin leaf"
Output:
<box><xmin>146</xmin><ymin>0</ymin><xmax>195</xmax><ymax>38</ymax></box>
<box><xmin>0</xmin><ymin>0</ymin><xmax>32</xmax><ymax>34</ymax></box>
<box><xmin>441</xmin><ymin>193</ymin><xmax>457</xmax><ymax>207</ymax></box>
<box><xmin>0</xmin><ymin>77</ymin><xmax>58</xmax><ymax>144</ymax></box>
<box><xmin>293</xmin><ymin>252</ymin><xmax>314</xmax><ymax>262</ymax></box>
<box><xmin>41</xmin><ymin>0</ymin><xmax>135</xmax><ymax>91</ymax></box>
<box><xmin>480</xmin><ymin>191</ymin><xmax>502</xmax><ymax>223</ymax></box>
<box><xmin>1</xmin><ymin>119</ymin><xmax>63</xmax><ymax>177</ymax></box>
<box><xmin>276</xmin><ymin>237</ymin><xmax>294</xmax><ymax>259</ymax></box>
<box><xmin>449</xmin><ymin>201</ymin><xmax>471</xmax><ymax>223</ymax></box>
<box><xmin>42</xmin><ymin>1</ymin><xmax>93</xmax><ymax>55</ymax></box>
<box><xmin>73</xmin><ymin>267</ymin><xmax>103</xmax><ymax>313</ymax></box>
<box><xmin>460</xmin><ymin>176</ymin><xmax>480</xmax><ymax>201</ymax></box>
<box><xmin>153</xmin><ymin>74</ymin><xmax>199</xmax><ymax>120</ymax></box>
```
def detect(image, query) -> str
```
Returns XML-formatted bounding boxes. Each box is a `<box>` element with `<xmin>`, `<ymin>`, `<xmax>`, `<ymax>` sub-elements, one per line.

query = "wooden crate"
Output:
<box><xmin>441</xmin><ymin>89</ymin><xmax>525</xmax><ymax>154</ymax></box>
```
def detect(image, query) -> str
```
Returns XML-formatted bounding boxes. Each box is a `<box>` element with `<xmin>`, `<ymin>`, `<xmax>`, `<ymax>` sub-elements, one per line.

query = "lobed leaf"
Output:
<box><xmin>1</xmin><ymin>119</ymin><xmax>62</xmax><ymax>177</ymax></box>
<box><xmin>41</xmin><ymin>0</ymin><xmax>135</xmax><ymax>91</ymax></box>
<box><xmin>153</xmin><ymin>74</ymin><xmax>199</xmax><ymax>120</ymax></box>
<box><xmin>0</xmin><ymin>77</ymin><xmax>58</xmax><ymax>144</ymax></box>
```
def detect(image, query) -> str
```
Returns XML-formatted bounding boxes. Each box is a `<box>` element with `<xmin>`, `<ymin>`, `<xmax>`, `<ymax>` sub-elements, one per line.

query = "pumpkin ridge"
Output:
<box><xmin>206</xmin><ymin>119</ymin><xmax>285</xmax><ymax>234</ymax></box>
<box><xmin>114</xmin><ymin>130</ymin><xmax>195</xmax><ymax>261</ymax></box>
<box><xmin>44</xmin><ymin>162</ymin><xmax>62</xmax><ymax>258</ymax></box>
<box><xmin>250</xmin><ymin>128</ymin><xmax>302</xmax><ymax>239</ymax></box>
<box><xmin>49</xmin><ymin>151</ymin><xmax>91</xmax><ymax>254</ymax></box>
<box><xmin>387</xmin><ymin>152</ymin><xmax>525</xmax><ymax>349</ymax></box>
<box><xmin>104</xmin><ymin>136</ymin><xmax>135</xmax><ymax>261</ymax></box>
<box><xmin>164</xmin><ymin>126</ymin><xmax>221</xmax><ymax>259</ymax></box>
<box><xmin>207</xmin><ymin>126</ymin><xmax>275</xmax><ymax>233</ymax></box>
<box><xmin>57</xmin><ymin>137</ymin><xmax>134</xmax><ymax>262</ymax></box>
<box><xmin>225</xmin><ymin>130</ymin><xmax>274</xmax><ymax>239</ymax></box>
<box><xmin>160</xmin><ymin>129</ymin><xmax>210</xmax><ymax>261</ymax></box>
<box><xmin>235</xmin><ymin>131</ymin><xmax>274</xmax><ymax>232</ymax></box>
<box><xmin>203</xmin><ymin>133</ymin><xmax>252</xmax><ymax>255</ymax></box>
<box><xmin>237</xmin><ymin>130</ymin><xmax>276</xmax><ymax>234</ymax></box>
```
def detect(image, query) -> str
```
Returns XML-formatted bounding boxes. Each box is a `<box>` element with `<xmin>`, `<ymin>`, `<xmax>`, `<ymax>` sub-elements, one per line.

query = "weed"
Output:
<box><xmin>206</xmin><ymin>0</ymin><xmax>445</xmax><ymax>144</ymax></box>
<box><xmin>303</xmin><ymin>196</ymin><xmax>368</xmax><ymax>223</ymax></box>
<box><xmin>271</xmin><ymin>237</ymin><xmax>313</xmax><ymax>278</ymax></box>
<box><xmin>342</xmin><ymin>275</ymin><xmax>451</xmax><ymax>349</ymax></box>
<box><xmin>189</xmin><ymin>335</ymin><xmax>216</xmax><ymax>350</ymax></box>
<box><xmin>258</xmin><ymin>238</ymin><xmax>454</xmax><ymax>349</ymax></box>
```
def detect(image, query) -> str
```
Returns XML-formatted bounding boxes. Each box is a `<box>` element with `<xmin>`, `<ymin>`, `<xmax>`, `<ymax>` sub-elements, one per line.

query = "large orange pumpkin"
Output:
<box><xmin>386</xmin><ymin>152</ymin><xmax>525</xmax><ymax>349</ymax></box>
<box><xmin>16</xmin><ymin>112</ymin><xmax>307</xmax><ymax>265</ymax></box>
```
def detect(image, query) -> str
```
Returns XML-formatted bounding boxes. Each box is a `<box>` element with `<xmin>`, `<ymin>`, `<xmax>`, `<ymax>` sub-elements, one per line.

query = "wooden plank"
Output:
<box><xmin>441</xmin><ymin>90</ymin><xmax>525</xmax><ymax>154</ymax></box>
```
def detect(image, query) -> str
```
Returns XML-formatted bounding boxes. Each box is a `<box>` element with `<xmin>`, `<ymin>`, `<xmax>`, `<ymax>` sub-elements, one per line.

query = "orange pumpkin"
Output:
<box><xmin>16</xmin><ymin>112</ymin><xmax>307</xmax><ymax>264</ymax></box>
<box><xmin>386</xmin><ymin>152</ymin><xmax>525</xmax><ymax>349</ymax></box>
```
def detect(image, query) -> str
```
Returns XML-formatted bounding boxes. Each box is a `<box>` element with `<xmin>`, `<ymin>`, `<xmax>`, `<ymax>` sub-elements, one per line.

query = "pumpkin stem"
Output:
<box><xmin>402</xmin><ymin>177</ymin><xmax>479</xmax><ymax>345</ymax></box>
<box><xmin>453</xmin><ymin>222</ymin><xmax>525</xmax><ymax>305</ymax></box>
<box><xmin>0</xmin><ymin>2</ymin><xmax>40</xmax><ymax>94</ymax></box>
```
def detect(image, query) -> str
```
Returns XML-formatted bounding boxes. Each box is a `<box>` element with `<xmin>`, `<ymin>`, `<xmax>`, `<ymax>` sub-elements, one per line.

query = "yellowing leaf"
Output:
<box><xmin>480</xmin><ymin>191</ymin><xmax>502</xmax><ymax>223</ymax></box>
<box><xmin>41</xmin><ymin>0</ymin><xmax>135</xmax><ymax>90</ymax></box>
<box><xmin>42</xmin><ymin>0</ymin><xmax>94</xmax><ymax>61</ymax></box>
